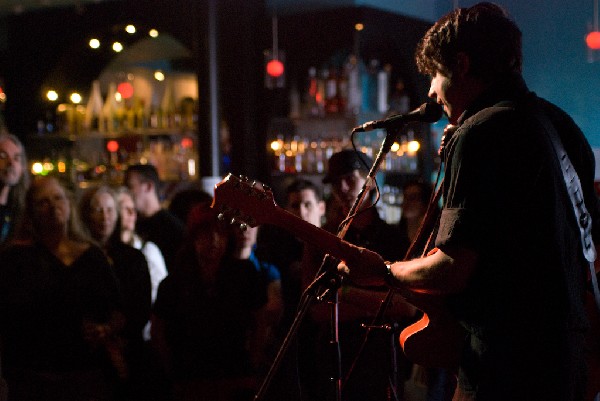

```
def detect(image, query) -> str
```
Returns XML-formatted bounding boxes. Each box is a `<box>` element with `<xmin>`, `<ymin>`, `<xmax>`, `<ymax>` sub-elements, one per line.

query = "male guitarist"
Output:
<box><xmin>338</xmin><ymin>3</ymin><xmax>600</xmax><ymax>401</ymax></box>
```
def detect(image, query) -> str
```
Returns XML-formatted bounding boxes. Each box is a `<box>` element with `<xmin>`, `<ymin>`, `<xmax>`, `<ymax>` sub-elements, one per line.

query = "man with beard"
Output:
<box><xmin>0</xmin><ymin>132</ymin><xmax>29</xmax><ymax>247</ymax></box>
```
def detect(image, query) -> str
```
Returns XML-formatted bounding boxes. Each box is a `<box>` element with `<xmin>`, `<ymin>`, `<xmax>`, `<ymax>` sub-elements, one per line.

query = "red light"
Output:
<box><xmin>117</xmin><ymin>82</ymin><xmax>134</xmax><ymax>99</ymax></box>
<box><xmin>266</xmin><ymin>59</ymin><xmax>284</xmax><ymax>77</ymax></box>
<box><xmin>106</xmin><ymin>140</ymin><xmax>119</xmax><ymax>153</ymax></box>
<box><xmin>586</xmin><ymin>31</ymin><xmax>600</xmax><ymax>50</ymax></box>
<box><xmin>181</xmin><ymin>137</ymin><xmax>194</xmax><ymax>149</ymax></box>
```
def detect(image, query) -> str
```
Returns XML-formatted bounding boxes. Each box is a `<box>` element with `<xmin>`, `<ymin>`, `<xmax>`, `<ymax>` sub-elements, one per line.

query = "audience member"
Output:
<box><xmin>233</xmin><ymin>223</ymin><xmax>283</xmax><ymax>372</ymax></box>
<box><xmin>124</xmin><ymin>164</ymin><xmax>184</xmax><ymax>272</ymax></box>
<box><xmin>152</xmin><ymin>204</ymin><xmax>282</xmax><ymax>401</ymax></box>
<box><xmin>79</xmin><ymin>185</ymin><xmax>152</xmax><ymax>400</ymax></box>
<box><xmin>116</xmin><ymin>187</ymin><xmax>170</xmax><ymax>401</ymax></box>
<box><xmin>116</xmin><ymin>187</ymin><xmax>168</xmax><ymax>314</ymax></box>
<box><xmin>397</xmin><ymin>179</ymin><xmax>437</xmax><ymax>258</ymax></box>
<box><xmin>0</xmin><ymin>132</ymin><xmax>29</xmax><ymax>247</ymax></box>
<box><xmin>254</xmin><ymin>178</ymin><xmax>327</xmax><ymax>401</ymax></box>
<box><xmin>167</xmin><ymin>186</ymin><xmax>212</xmax><ymax>224</ymax></box>
<box><xmin>302</xmin><ymin>149</ymin><xmax>416</xmax><ymax>401</ymax></box>
<box><xmin>0</xmin><ymin>176</ymin><xmax>122</xmax><ymax>401</ymax></box>
<box><xmin>256</xmin><ymin>178</ymin><xmax>326</xmax><ymax>329</ymax></box>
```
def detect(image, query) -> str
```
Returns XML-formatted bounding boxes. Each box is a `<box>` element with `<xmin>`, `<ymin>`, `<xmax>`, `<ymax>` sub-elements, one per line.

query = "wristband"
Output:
<box><xmin>384</xmin><ymin>262</ymin><xmax>397</xmax><ymax>287</ymax></box>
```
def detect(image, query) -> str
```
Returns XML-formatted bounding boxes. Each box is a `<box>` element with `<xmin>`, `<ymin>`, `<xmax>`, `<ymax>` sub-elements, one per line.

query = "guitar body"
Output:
<box><xmin>398</xmin><ymin>294</ymin><xmax>464</xmax><ymax>370</ymax></box>
<box><xmin>212</xmin><ymin>174</ymin><xmax>464</xmax><ymax>369</ymax></box>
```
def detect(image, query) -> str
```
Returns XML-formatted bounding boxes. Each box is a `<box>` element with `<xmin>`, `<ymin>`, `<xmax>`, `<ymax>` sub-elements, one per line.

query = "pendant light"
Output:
<box><xmin>586</xmin><ymin>0</ymin><xmax>600</xmax><ymax>50</ymax></box>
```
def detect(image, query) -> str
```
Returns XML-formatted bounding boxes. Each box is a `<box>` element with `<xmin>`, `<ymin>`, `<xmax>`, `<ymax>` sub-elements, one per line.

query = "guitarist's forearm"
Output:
<box><xmin>390</xmin><ymin>247</ymin><xmax>477</xmax><ymax>295</ymax></box>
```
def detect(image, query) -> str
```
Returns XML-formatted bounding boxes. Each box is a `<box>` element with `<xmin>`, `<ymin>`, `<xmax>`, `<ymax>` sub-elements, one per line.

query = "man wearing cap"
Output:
<box><xmin>302</xmin><ymin>149</ymin><xmax>416</xmax><ymax>401</ymax></box>
<box><xmin>322</xmin><ymin>149</ymin><xmax>405</xmax><ymax>261</ymax></box>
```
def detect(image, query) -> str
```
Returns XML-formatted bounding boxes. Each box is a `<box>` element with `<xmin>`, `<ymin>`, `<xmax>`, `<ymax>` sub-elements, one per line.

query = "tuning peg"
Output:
<box><xmin>217</xmin><ymin>213</ymin><xmax>225</xmax><ymax>221</ymax></box>
<box><xmin>239</xmin><ymin>223</ymin><xmax>248</xmax><ymax>231</ymax></box>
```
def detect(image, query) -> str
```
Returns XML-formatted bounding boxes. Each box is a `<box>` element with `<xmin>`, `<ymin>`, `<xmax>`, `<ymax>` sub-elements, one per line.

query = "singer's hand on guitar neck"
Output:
<box><xmin>337</xmin><ymin>244</ymin><xmax>389</xmax><ymax>288</ymax></box>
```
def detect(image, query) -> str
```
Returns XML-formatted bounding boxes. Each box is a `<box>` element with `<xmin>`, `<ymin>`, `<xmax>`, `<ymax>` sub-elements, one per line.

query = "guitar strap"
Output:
<box><xmin>532</xmin><ymin>98</ymin><xmax>600</xmax><ymax>314</ymax></box>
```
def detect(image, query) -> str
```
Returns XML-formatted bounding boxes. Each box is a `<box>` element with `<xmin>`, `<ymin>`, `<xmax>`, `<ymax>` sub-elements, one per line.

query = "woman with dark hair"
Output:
<box><xmin>151</xmin><ymin>203</ymin><xmax>281</xmax><ymax>401</ymax></box>
<box><xmin>0</xmin><ymin>176</ymin><xmax>122</xmax><ymax>401</ymax></box>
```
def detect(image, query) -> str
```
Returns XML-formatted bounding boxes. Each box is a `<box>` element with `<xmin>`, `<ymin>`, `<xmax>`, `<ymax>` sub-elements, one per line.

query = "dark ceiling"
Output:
<box><xmin>0</xmin><ymin>0</ymin><xmax>117</xmax><ymax>16</ymax></box>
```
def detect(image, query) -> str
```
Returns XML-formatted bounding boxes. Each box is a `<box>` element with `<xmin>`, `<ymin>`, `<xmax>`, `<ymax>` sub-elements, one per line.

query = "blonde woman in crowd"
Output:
<box><xmin>0</xmin><ymin>176</ymin><xmax>122</xmax><ymax>401</ymax></box>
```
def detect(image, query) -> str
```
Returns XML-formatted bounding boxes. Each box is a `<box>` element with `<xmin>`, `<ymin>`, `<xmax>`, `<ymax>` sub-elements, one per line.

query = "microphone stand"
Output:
<box><xmin>253</xmin><ymin>127</ymin><xmax>402</xmax><ymax>401</ymax></box>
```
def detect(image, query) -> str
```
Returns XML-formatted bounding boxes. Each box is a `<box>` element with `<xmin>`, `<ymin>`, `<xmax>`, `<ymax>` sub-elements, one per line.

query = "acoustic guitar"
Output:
<box><xmin>212</xmin><ymin>173</ymin><xmax>465</xmax><ymax>369</ymax></box>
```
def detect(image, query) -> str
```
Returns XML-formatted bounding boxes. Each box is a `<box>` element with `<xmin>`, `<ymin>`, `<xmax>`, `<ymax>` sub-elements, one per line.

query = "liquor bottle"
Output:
<box><xmin>305</xmin><ymin>67</ymin><xmax>320</xmax><ymax>117</ymax></box>
<box><xmin>84</xmin><ymin>80</ymin><xmax>104</xmax><ymax>132</ymax></box>
<box><xmin>377</xmin><ymin>63</ymin><xmax>392</xmax><ymax>114</ymax></box>
<box><xmin>316</xmin><ymin>68</ymin><xmax>327</xmax><ymax>117</ymax></box>
<box><xmin>362</xmin><ymin>59</ymin><xmax>380</xmax><ymax>115</ymax></box>
<box><xmin>344</xmin><ymin>55</ymin><xmax>362</xmax><ymax>116</ymax></box>
<box><xmin>337</xmin><ymin>66</ymin><xmax>348</xmax><ymax>115</ymax></box>
<box><xmin>133</xmin><ymin>98</ymin><xmax>146</xmax><ymax>129</ymax></box>
<box><xmin>324</xmin><ymin>66</ymin><xmax>339</xmax><ymax>115</ymax></box>
<box><xmin>289</xmin><ymin>82</ymin><xmax>301</xmax><ymax>119</ymax></box>
<box><xmin>102</xmin><ymin>82</ymin><xmax>119</xmax><ymax>133</ymax></box>
<box><xmin>160</xmin><ymin>79</ymin><xmax>177</xmax><ymax>129</ymax></box>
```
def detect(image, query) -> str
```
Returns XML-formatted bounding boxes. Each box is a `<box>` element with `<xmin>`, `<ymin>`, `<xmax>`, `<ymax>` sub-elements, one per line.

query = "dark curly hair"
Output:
<box><xmin>415</xmin><ymin>2</ymin><xmax>522</xmax><ymax>81</ymax></box>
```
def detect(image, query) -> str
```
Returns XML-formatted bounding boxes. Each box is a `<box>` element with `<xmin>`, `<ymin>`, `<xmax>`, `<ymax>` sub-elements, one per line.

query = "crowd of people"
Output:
<box><xmin>0</xmin><ymin>125</ymin><xmax>436</xmax><ymax>401</ymax></box>
<box><xmin>1</xmin><ymin>2</ymin><xmax>599</xmax><ymax>401</ymax></box>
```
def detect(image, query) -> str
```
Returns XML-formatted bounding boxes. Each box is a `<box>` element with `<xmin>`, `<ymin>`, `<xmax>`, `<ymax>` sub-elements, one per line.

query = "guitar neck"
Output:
<box><xmin>267</xmin><ymin>206</ymin><xmax>361</xmax><ymax>263</ymax></box>
<box><xmin>212</xmin><ymin>174</ymin><xmax>366</xmax><ymax>266</ymax></box>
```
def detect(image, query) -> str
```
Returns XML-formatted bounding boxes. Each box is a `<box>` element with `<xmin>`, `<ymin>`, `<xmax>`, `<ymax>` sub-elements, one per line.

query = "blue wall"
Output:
<box><xmin>270</xmin><ymin>0</ymin><xmax>600</xmax><ymax>147</ymax></box>
<box><xmin>356</xmin><ymin>0</ymin><xmax>600</xmax><ymax>147</ymax></box>
<box><xmin>445</xmin><ymin>1</ymin><xmax>600</xmax><ymax>147</ymax></box>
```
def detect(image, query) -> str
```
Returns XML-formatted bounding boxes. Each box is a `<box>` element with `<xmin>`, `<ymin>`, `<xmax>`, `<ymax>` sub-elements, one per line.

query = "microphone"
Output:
<box><xmin>352</xmin><ymin>102</ymin><xmax>444</xmax><ymax>133</ymax></box>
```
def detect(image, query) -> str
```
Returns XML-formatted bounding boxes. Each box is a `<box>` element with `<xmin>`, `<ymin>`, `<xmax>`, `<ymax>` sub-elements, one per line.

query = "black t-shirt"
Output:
<box><xmin>0</xmin><ymin>243</ymin><xmax>121</xmax><ymax>374</ymax></box>
<box><xmin>435</xmin><ymin>75</ymin><xmax>599</xmax><ymax>400</ymax></box>
<box><xmin>105</xmin><ymin>240</ymin><xmax>152</xmax><ymax>348</ymax></box>
<box><xmin>136</xmin><ymin>209</ymin><xmax>184</xmax><ymax>272</ymax></box>
<box><xmin>153</xmin><ymin>257</ymin><xmax>270</xmax><ymax>380</ymax></box>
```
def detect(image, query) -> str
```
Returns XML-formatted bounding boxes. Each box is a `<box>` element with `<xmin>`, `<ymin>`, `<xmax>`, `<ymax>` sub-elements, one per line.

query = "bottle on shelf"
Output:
<box><xmin>102</xmin><ymin>82</ymin><xmax>120</xmax><ymax>134</ymax></box>
<box><xmin>84</xmin><ymin>80</ymin><xmax>104</xmax><ymax>132</ymax></box>
<box><xmin>305</xmin><ymin>67</ymin><xmax>320</xmax><ymax>117</ymax></box>
<box><xmin>160</xmin><ymin>79</ymin><xmax>178</xmax><ymax>129</ymax></box>
<box><xmin>344</xmin><ymin>54</ymin><xmax>362</xmax><ymax>116</ymax></box>
<box><xmin>288</xmin><ymin>81</ymin><xmax>301</xmax><ymax>120</ymax></box>
<box><xmin>337</xmin><ymin>66</ymin><xmax>348</xmax><ymax>115</ymax></box>
<box><xmin>377</xmin><ymin>63</ymin><xmax>392</xmax><ymax>114</ymax></box>
<box><xmin>361</xmin><ymin>59</ymin><xmax>380</xmax><ymax>116</ymax></box>
<box><xmin>324</xmin><ymin>66</ymin><xmax>340</xmax><ymax>115</ymax></box>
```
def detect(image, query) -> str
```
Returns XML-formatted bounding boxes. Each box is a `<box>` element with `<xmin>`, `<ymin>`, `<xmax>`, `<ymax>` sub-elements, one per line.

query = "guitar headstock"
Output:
<box><xmin>212</xmin><ymin>173</ymin><xmax>278</xmax><ymax>229</ymax></box>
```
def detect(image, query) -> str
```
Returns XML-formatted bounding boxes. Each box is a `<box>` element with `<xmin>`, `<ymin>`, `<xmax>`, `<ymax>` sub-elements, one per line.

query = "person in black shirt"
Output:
<box><xmin>79</xmin><ymin>185</ymin><xmax>153</xmax><ymax>400</ymax></box>
<box><xmin>338</xmin><ymin>3</ymin><xmax>600</xmax><ymax>400</ymax></box>
<box><xmin>0</xmin><ymin>176</ymin><xmax>122</xmax><ymax>401</ymax></box>
<box><xmin>124</xmin><ymin>164</ymin><xmax>184</xmax><ymax>273</ymax></box>
<box><xmin>152</xmin><ymin>203</ymin><xmax>281</xmax><ymax>401</ymax></box>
